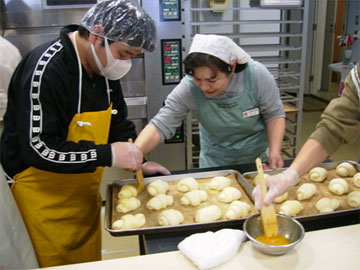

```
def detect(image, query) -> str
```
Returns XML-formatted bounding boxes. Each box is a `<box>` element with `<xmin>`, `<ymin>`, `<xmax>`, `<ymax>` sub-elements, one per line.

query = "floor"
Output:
<box><xmin>100</xmin><ymin>101</ymin><xmax>360</xmax><ymax>260</ymax></box>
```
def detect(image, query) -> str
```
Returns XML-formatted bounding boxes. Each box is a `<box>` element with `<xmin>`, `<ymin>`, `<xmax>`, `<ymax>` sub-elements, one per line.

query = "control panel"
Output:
<box><xmin>159</xmin><ymin>0</ymin><xmax>181</xmax><ymax>21</ymax></box>
<box><xmin>165</xmin><ymin>124</ymin><xmax>184</xmax><ymax>144</ymax></box>
<box><xmin>161</xmin><ymin>39</ymin><xmax>182</xmax><ymax>85</ymax></box>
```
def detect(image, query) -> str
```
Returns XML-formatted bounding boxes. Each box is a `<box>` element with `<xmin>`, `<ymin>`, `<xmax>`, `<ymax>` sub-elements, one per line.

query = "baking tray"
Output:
<box><xmin>105</xmin><ymin>169</ymin><xmax>257</xmax><ymax>236</ymax></box>
<box><xmin>242</xmin><ymin>160</ymin><xmax>360</xmax><ymax>221</ymax></box>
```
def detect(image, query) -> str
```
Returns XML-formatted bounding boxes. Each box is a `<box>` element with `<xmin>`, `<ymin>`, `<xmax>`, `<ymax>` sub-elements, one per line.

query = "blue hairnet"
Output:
<box><xmin>81</xmin><ymin>0</ymin><xmax>157</xmax><ymax>51</ymax></box>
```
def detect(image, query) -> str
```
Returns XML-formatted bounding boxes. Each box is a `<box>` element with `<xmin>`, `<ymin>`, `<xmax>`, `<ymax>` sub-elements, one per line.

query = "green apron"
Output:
<box><xmin>189</xmin><ymin>60</ymin><xmax>268</xmax><ymax>168</ymax></box>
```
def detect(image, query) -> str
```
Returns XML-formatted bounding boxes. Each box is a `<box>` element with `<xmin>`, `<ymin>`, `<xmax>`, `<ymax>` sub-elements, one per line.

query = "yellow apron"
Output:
<box><xmin>11</xmin><ymin>104</ymin><xmax>112</xmax><ymax>267</ymax></box>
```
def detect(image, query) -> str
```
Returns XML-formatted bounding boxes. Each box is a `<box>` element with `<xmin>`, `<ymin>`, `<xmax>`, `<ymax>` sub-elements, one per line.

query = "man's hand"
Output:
<box><xmin>111</xmin><ymin>142</ymin><xmax>143</xmax><ymax>170</ymax></box>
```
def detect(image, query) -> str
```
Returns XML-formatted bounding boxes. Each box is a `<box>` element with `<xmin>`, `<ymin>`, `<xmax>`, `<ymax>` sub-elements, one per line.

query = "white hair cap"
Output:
<box><xmin>188</xmin><ymin>34</ymin><xmax>250</xmax><ymax>64</ymax></box>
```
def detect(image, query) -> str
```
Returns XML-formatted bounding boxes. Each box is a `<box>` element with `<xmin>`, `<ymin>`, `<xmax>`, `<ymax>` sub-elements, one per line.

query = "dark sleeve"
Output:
<box><xmin>6</xmin><ymin>54</ymin><xmax>112</xmax><ymax>175</ymax></box>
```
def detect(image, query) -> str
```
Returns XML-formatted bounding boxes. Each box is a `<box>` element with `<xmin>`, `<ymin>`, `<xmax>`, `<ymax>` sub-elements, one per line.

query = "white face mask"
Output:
<box><xmin>90</xmin><ymin>38</ymin><xmax>132</xmax><ymax>80</ymax></box>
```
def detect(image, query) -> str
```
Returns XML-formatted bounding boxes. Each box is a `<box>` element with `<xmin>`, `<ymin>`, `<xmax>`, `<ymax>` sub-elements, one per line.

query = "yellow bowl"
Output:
<box><xmin>243</xmin><ymin>214</ymin><xmax>305</xmax><ymax>255</ymax></box>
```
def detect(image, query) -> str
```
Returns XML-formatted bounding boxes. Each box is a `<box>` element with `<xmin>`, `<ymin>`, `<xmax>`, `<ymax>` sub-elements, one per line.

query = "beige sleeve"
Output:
<box><xmin>309</xmin><ymin>67</ymin><xmax>360</xmax><ymax>156</ymax></box>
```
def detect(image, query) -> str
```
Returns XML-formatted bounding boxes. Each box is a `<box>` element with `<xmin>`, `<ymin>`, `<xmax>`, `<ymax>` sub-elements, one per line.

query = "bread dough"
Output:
<box><xmin>296</xmin><ymin>183</ymin><xmax>317</xmax><ymax>200</ymax></box>
<box><xmin>353</xmin><ymin>172</ymin><xmax>360</xmax><ymax>188</ymax></box>
<box><xmin>279</xmin><ymin>200</ymin><xmax>303</xmax><ymax>216</ymax></box>
<box><xmin>274</xmin><ymin>192</ymin><xmax>288</xmax><ymax>203</ymax></box>
<box><xmin>347</xmin><ymin>191</ymin><xmax>360</xmax><ymax>208</ymax></box>
<box><xmin>309</xmin><ymin>167</ymin><xmax>327</xmax><ymax>182</ymax></box>
<box><xmin>328</xmin><ymin>178</ymin><xmax>349</xmax><ymax>195</ymax></box>
<box><xmin>177</xmin><ymin>177</ymin><xmax>199</xmax><ymax>192</ymax></box>
<box><xmin>336</xmin><ymin>162</ymin><xmax>356</xmax><ymax>177</ymax></box>
<box><xmin>158</xmin><ymin>209</ymin><xmax>184</xmax><ymax>226</ymax></box>
<box><xmin>195</xmin><ymin>205</ymin><xmax>222</xmax><ymax>223</ymax></box>
<box><xmin>147</xmin><ymin>179</ymin><xmax>169</xmax><ymax>196</ymax></box>
<box><xmin>253</xmin><ymin>173</ymin><xmax>270</xmax><ymax>186</ymax></box>
<box><xmin>146</xmin><ymin>194</ymin><xmax>174</xmax><ymax>210</ymax></box>
<box><xmin>112</xmin><ymin>213</ymin><xmax>146</xmax><ymax>230</ymax></box>
<box><xmin>118</xmin><ymin>184</ymin><xmax>138</xmax><ymax>199</ymax></box>
<box><xmin>217</xmin><ymin>187</ymin><xmax>241</xmax><ymax>203</ymax></box>
<box><xmin>315</xmin><ymin>198</ymin><xmax>340</xmax><ymax>213</ymax></box>
<box><xmin>116</xmin><ymin>197</ymin><xmax>141</xmax><ymax>213</ymax></box>
<box><xmin>209</xmin><ymin>176</ymin><xmax>231</xmax><ymax>190</ymax></box>
<box><xmin>180</xmin><ymin>190</ymin><xmax>208</xmax><ymax>206</ymax></box>
<box><xmin>224</xmin><ymin>200</ymin><xmax>251</xmax><ymax>219</ymax></box>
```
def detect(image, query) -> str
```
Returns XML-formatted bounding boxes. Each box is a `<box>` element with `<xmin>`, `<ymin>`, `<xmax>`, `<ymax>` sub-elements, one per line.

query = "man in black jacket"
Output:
<box><xmin>0</xmin><ymin>0</ymin><xmax>168</xmax><ymax>267</ymax></box>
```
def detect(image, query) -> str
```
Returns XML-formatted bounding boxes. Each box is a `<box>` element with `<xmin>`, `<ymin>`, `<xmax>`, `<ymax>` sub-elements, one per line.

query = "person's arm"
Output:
<box><xmin>134</xmin><ymin>124</ymin><xmax>162</xmax><ymax>154</ymax></box>
<box><xmin>134</xmin><ymin>77</ymin><xmax>195</xmax><ymax>175</ymax></box>
<box><xmin>253</xmin><ymin>61</ymin><xmax>286</xmax><ymax>169</ymax></box>
<box><xmin>253</xmin><ymin>63</ymin><xmax>360</xmax><ymax>209</ymax></box>
<box><xmin>133</xmin><ymin>125</ymin><xmax>171</xmax><ymax>176</ymax></box>
<box><xmin>136</xmin><ymin>77</ymin><xmax>195</xmax><ymax>154</ymax></box>
<box><xmin>265</xmin><ymin>117</ymin><xmax>285</xmax><ymax>169</ymax></box>
<box><xmin>252</xmin><ymin>137</ymin><xmax>329</xmax><ymax>209</ymax></box>
<box><xmin>289</xmin><ymin>138</ymin><xmax>329</xmax><ymax>177</ymax></box>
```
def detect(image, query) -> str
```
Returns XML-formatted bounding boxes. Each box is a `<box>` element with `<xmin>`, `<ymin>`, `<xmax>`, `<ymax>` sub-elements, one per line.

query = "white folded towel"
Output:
<box><xmin>178</xmin><ymin>228</ymin><xmax>246</xmax><ymax>270</ymax></box>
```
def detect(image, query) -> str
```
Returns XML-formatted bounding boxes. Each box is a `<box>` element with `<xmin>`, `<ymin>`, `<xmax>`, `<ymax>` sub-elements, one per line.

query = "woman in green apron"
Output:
<box><xmin>135</xmin><ymin>34</ymin><xmax>286</xmax><ymax>169</ymax></box>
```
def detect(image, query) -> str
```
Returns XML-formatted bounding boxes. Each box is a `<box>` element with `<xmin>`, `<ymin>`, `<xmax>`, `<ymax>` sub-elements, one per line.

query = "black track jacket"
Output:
<box><xmin>1</xmin><ymin>25</ymin><xmax>137</xmax><ymax>178</ymax></box>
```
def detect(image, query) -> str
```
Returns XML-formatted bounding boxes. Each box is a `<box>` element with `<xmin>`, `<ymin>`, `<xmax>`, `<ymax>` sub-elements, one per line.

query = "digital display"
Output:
<box><xmin>46</xmin><ymin>0</ymin><xmax>97</xmax><ymax>5</ymax></box>
<box><xmin>43</xmin><ymin>0</ymin><xmax>97</xmax><ymax>9</ymax></box>
<box><xmin>161</xmin><ymin>39</ymin><xmax>182</xmax><ymax>85</ymax></box>
<box><xmin>159</xmin><ymin>0</ymin><xmax>181</xmax><ymax>21</ymax></box>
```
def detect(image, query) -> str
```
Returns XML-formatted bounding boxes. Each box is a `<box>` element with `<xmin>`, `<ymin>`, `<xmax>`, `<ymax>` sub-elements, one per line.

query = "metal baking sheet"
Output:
<box><xmin>105</xmin><ymin>169</ymin><xmax>257</xmax><ymax>236</ymax></box>
<box><xmin>241</xmin><ymin>160</ymin><xmax>360</xmax><ymax>221</ymax></box>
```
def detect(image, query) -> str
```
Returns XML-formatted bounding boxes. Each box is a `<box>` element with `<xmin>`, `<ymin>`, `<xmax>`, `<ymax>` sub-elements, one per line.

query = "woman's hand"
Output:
<box><xmin>264</xmin><ymin>149</ymin><xmax>284</xmax><ymax>170</ymax></box>
<box><xmin>141</xmin><ymin>161</ymin><xmax>171</xmax><ymax>176</ymax></box>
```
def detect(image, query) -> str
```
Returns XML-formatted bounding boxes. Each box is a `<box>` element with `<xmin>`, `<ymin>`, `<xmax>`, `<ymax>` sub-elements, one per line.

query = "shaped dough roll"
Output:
<box><xmin>116</xmin><ymin>197</ymin><xmax>141</xmax><ymax>213</ymax></box>
<box><xmin>274</xmin><ymin>192</ymin><xmax>288</xmax><ymax>203</ymax></box>
<box><xmin>147</xmin><ymin>179</ymin><xmax>169</xmax><ymax>196</ymax></box>
<box><xmin>309</xmin><ymin>167</ymin><xmax>327</xmax><ymax>182</ymax></box>
<box><xmin>177</xmin><ymin>177</ymin><xmax>198</xmax><ymax>192</ymax></box>
<box><xmin>336</xmin><ymin>162</ymin><xmax>356</xmax><ymax>177</ymax></box>
<box><xmin>180</xmin><ymin>190</ymin><xmax>208</xmax><ymax>206</ymax></box>
<box><xmin>328</xmin><ymin>178</ymin><xmax>349</xmax><ymax>195</ymax></box>
<box><xmin>353</xmin><ymin>172</ymin><xmax>360</xmax><ymax>188</ymax></box>
<box><xmin>218</xmin><ymin>187</ymin><xmax>241</xmax><ymax>203</ymax></box>
<box><xmin>225</xmin><ymin>201</ymin><xmax>251</xmax><ymax>219</ymax></box>
<box><xmin>296</xmin><ymin>183</ymin><xmax>317</xmax><ymax>200</ymax></box>
<box><xmin>146</xmin><ymin>194</ymin><xmax>174</xmax><ymax>210</ymax></box>
<box><xmin>279</xmin><ymin>200</ymin><xmax>303</xmax><ymax>217</ymax></box>
<box><xmin>254</xmin><ymin>173</ymin><xmax>269</xmax><ymax>186</ymax></box>
<box><xmin>209</xmin><ymin>176</ymin><xmax>231</xmax><ymax>191</ymax></box>
<box><xmin>315</xmin><ymin>198</ymin><xmax>340</xmax><ymax>213</ymax></box>
<box><xmin>195</xmin><ymin>205</ymin><xmax>222</xmax><ymax>223</ymax></box>
<box><xmin>112</xmin><ymin>214</ymin><xmax>146</xmax><ymax>230</ymax></box>
<box><xmin>347</xmin><ymin>191</ymin><xmax>360</xmax><ymax>208</ymax></box>
<box><xmin>158</xmin><ymin>209</ymin><xmax>184</xmax><ymax>226</ymax></box>
<box><xmin>118</xmin><ymin>184</ymin><xmax>138</xmax><ymax>199</ymax></box>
